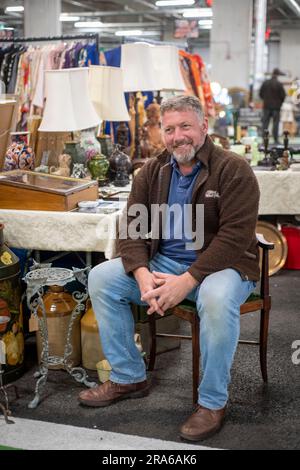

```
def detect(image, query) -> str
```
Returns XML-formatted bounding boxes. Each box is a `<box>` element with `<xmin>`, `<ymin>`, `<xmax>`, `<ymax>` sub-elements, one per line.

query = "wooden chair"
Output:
<box><xmin>147</xmin><ymin>234</ymin><xmax>274</xmax><ymax>404</ymax></box>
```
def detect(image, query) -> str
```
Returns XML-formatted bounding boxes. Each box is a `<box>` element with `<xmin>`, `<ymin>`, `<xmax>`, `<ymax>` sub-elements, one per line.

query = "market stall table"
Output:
<box><xmin>0</xmin><ymin>170</ymin><xmax>300</xmax><ymax>258</ymax></box>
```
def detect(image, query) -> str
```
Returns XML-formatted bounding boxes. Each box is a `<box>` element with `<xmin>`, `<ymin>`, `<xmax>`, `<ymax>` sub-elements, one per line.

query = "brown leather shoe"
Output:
<box><xmin>78</xmin><ymin>380</ymin><xmax>150</xmax><ymax>407</ymax></box>
<box><xmin>179</xmin><ymin>405</ymin><xmax>226</xmax><ymax>441</ymax></box>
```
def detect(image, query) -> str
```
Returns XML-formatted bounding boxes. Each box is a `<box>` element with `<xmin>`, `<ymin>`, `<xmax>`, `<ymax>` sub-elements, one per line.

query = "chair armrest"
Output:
<box><xmin>256</xmin><ymin>232</ymin><xmax>275</xmax><ymax>250</ymax></box>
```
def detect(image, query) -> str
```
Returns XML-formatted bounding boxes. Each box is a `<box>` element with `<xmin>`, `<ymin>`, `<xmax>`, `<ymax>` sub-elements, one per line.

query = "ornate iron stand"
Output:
<box><xmin>24</xmin><ymin>265</ymin><xmax>97</xmax><ymax>409</ymax></box>
<box><xmin>0</xmin><ymin>361</ymin><xmax>19</xmax><ymax>424</ymax></box>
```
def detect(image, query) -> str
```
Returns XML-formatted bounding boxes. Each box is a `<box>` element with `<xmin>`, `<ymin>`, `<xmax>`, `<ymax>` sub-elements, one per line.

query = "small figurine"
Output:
<box><xmin>142</xmin><ymin>101</ymin><xmax>165</xmax><ymax>158</ymax></box>
<box><xmin>49</xmin><ymin>153</ymin><xmax>72</xmax><ymax>177</ymax></box>
<box><xmin>116</xmin><ymin>122</ymin><xmax>129</xmax><ymax>149</ymax></box>
<box><xmin>276</xmin><ymin>149</ymin><xmax>290</xmax><ymax>171</ymax></box>
<box><xmin>71</xmin><ymin>163</ymin><xmax>88</xmax><ymax>179</ymax></box>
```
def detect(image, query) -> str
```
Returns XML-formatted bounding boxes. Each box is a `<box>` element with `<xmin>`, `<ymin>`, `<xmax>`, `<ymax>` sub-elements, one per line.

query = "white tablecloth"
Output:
<box><xmin>253</xmin><ymin>170</ymin><xmax>300</xmax><ymax>215</ymax></box>
<box><xmin>0</xmin><ymin>209</ymin><xmax>120</xmax><ymax>260</ymax></box>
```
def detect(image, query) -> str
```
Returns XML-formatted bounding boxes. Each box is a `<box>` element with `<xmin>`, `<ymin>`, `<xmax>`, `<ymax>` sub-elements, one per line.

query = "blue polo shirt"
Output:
<box><xmin>159</xmin><ymin>157</ymin><xmax>201</xmax><ymax>265</ymax></box>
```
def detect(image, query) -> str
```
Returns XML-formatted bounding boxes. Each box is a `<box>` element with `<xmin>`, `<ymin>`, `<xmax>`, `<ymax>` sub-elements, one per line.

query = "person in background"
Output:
<box><xmin>78</xmin><ymin>95</ymin><xmax>259</xmax><ymax>442</ymax></box>
<box><xmin>259</xmin><ymin>68</ymin><xmax>286</xmax><ymax>144</ymax></box>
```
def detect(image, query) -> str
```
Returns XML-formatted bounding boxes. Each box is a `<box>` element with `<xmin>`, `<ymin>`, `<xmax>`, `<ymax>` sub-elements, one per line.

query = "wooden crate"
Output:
<box><xmin>0</xmin><ymin>170</ymin><xmax>98</xmax><ymax>211</ymax></box>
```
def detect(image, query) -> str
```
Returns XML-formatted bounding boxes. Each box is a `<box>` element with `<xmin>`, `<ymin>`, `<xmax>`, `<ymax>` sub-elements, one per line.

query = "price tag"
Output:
<box><xmin>0</xmin><ymin>340</ymin><xmax>6</xmax><ymax>364</ymax></box>
<box><xmin>29</xmin><ymin>314</ymin><xmax>39</xmax><ymax>332</ymax></box>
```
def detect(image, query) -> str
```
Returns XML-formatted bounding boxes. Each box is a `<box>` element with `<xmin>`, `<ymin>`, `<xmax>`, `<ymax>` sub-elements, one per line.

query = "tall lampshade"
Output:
<box><xmin>121</xmin><ymin>42</ymin><xmax>185</xmax><ymax>93</ymax></box>
<box><xmin>88</xmin><ymin>65</ymin><xmax>130</xmax><ymax>122</ymax></box>
<box><xmin>150</xmin><ymin>45</ymin><xmax>185</xmax><ymax>91</ymax></box>
<box><xmin>121</xmin><ymin>43</ymin><xmax>159</xmax><ymax>92</ymax></box>
<box><xmin>39</xmin><ymin>68</ymin><xmax>99</xmax><ymax>132</ymax></box>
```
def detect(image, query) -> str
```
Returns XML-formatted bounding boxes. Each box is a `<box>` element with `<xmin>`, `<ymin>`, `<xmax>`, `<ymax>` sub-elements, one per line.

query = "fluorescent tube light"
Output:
<box><xmin>115</xmin><ymin>30</ymin><xmax>143</xmax><ymax>36</ymax></box>
<box><xmin>115</xmin><ymin>30</ymin><xmax>159</xmax><ymax>36</ymax></box>
<box><xmin>156</xmin><ymin>0</ymin><xmax>195</xmax><ymax>6</ymax></box>
<box><xmin>5</xmin><ymin>6</ymin><xmax>24</xmax><ymax>12</ymax></box>
<box><xmin>289</xmin><ymin>0</ymin><xmax>300</xmax><ymax>14</ymax></box>
<box><xmin>198</xmin><ymin>19</ymin><xmax>213</xmax><ymax>25</ymax></box>
<box><xmin>60</xmin><ymin>15</ymin><xmax>80</xmax><ymax>22</ymax></box>
<box><xmin>183</xmin><ymin>8</ymin><xmax>212</xmax><ymax>17</ymax></box>
<box><xmin>74</xmin><ymin>21</ymin><xmax>103</xmax><ymax>28</ymax></box>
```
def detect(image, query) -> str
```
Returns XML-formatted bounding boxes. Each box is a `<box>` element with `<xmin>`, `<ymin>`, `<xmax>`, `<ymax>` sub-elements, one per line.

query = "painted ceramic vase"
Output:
<box><xmin>87</xmin><ymin>153</ymin><xmax>109</xmax><ymax>186</ymax></box>
<box><xmin>3</xmin><ymin>132</ymin><xmax>35</xmax><ymax>171</ymax></box>
<box><xmin>80</xmin><ymin>128</ymin><xmax>101</xmax><ymax>161</ymax></box>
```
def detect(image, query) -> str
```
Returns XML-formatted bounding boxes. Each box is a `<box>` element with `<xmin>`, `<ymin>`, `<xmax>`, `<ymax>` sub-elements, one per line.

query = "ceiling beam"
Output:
<box><xmin>133</xmin><ymin>0</ymin><xmax>159</xmax><ymax>9</ymax></box>
<box><xmin>63</xmin><ymin>0</ymin><xmax>99</xmax><ymax>10</ymax></box>
<box><xmin>75</xmin><ymin>21</ymin><xmax>164</xmax><ymax>27</ymax></box>
<box><xmin>59</xmin><ymin>8</ymin><xmax>182</xmax><ymax>17</ymax></box>
<box><xmin>275</xmin><ymin>6</ymin><xmax>289</xmax><ymax>17</ymax></box>
<box><xmin>110</xmin><ymin>0</ymin><xmax>159</xmax><ymax>21</ymax></box>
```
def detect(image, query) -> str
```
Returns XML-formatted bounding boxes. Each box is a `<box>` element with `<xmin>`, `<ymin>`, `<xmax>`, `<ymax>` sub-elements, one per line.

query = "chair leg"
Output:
<box><xmin>259</xmin><ymin>307</ymin><xmax>270</xmax><ymax>383</ymax></box>
<box><xmin>147</xmin><ymin>314</ymin><xmax>157</xmax><ymax>371</ymax></box>
<box><xmin>191</xmin><ymin>316</ymin><xmax>200</xmax><ymax>405</ymax></box>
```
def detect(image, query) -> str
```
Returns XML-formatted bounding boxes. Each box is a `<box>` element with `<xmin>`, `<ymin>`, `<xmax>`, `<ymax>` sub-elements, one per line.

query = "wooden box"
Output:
<box><xmin>0</xmin><ymin>170</ymin><xmax>99</xmax><ymax>211</ymax></box>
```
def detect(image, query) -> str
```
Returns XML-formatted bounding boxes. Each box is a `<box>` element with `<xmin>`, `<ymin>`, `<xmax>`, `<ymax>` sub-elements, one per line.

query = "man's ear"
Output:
<box><xmin>202</xmin><ymin>118</ymin><xmax>208</xmax><ymax>133</ymax></box>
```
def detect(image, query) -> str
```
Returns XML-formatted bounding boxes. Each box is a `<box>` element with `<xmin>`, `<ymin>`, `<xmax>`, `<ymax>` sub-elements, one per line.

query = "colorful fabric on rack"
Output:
<box><xmin>179</xmin><ymin>50</ymin><xmax>215</xmax><ymax>117</ymax></box>
<box><xmin>193</xmin><ymin>54</ymin><xmax>215</xmax><ymax>118</ymax></box>
<box><xmin>0</xmin><ymin>39</ymin><xmax>100</xmax><ymax>129</ymax></box>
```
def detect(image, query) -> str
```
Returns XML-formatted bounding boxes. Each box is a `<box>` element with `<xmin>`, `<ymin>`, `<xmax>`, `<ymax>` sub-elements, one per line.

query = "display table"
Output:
<box><xmin>0</xmin><ymin>170</ymin><xmax>300</xmax><ymax>257</ymax></box>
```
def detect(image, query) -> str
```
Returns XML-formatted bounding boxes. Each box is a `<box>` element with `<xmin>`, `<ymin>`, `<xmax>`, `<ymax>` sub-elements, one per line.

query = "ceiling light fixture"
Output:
<box><xmin>182</xmin><ymin>8</ymin><xmax>212</xmax><ymax>17</ymax></box>
<box><xmin>156</xmin><ymin>0</ymin><xmax>195</xmax><ymax>6</ymax></box>
<box><xmin>115</xmin><ymin>30</ymin><xmax>159</xmax><ymax>36</ymax></box>
<box><xmin>198</xmin><ymin>19</ymin><xmax>213</xmax><ymax>25</ymax></box>
<box><xmin>288</xmin><ymin>0</ymin><xmax>300</xmax><ymax>14</ymax></box>
<box><xmin>74</xmin><ymin>21</ymin><xmax>103</xmax><ymax>28</ymax></box>
<box><xmin>115</xmin><ymin>30</ymin><xmax>143</xmax><ymax>36</ymax></box>
<box><xmin>5</xmin><ymin>6</ymin><xmax>24</xmax><ymax>12</ymax></box>
<box><xmin>60</xmin><ymin>15</ymin><xmax>80</xmax><ymax>22</ymax></box>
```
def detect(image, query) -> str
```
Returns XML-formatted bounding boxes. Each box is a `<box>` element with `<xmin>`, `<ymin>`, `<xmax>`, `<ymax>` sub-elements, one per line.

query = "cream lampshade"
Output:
<box><xmin>88</xmin><ymin>65</ymin><xmax>130</xmax><ymax>122</ymax></box>
<box><xmin>150</xmin><ymin>45</ymin><xmax>185</xmax><ymax>92</ymax></box>
<box><xmin>120</xmin><ymin>42</ymin><xmax>185</xmax><ymax>160</ymax></box>
<box><xmin>121</xmin><ymin>43</ymin><xmax>159</xmax><ymax>93</ymax></box>
<box><xmin>121</xmin><ymin>42</ymin><xmax>185</xmax><ymax>93</ymax></box>
<box><xmin>39</xmin><ymin>68</ymin><xmax>99</xmax><ymax>132</ymax></box>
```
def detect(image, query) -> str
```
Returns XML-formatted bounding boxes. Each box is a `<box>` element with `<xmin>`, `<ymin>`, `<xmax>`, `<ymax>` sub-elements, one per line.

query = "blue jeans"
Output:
<box><xmin>88</xmin><ymin>252</ymin><xmax>256</xmax><ymax>410</ymax></box>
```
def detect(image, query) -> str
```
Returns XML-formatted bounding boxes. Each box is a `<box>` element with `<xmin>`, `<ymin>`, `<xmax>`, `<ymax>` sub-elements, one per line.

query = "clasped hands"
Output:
<box><xmin>133</xmin><ymin>267</ymin><xmax>198</xmax><ymax>316</ymax></box>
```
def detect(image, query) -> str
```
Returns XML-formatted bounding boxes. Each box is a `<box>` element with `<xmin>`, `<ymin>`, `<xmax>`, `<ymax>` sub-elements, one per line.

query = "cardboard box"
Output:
<box><xmin>0</xmin><ymin>170</ymin><xmax>98</xmax><ymax>211</ymax></box>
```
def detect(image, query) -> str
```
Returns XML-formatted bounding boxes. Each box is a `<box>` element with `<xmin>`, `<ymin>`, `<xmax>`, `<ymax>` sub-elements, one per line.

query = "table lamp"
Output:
<box><xmin>121</xmin><ymin>42</ymin><xmax>185</xmax><ymax>160</ymax></box>
<box><xmin>88</xmin><ymin>65</ymin><xmax>131</xmax><ymax>185</ymax></box>
<box><xmin>150</xmin><ymin>44</ymin><xmax>186</xmax><ymax>100</ymax></box>
<box><xmin>39</xmin><ymin>68</ymin><xmax>100</xmax><ymax>172</ymax></box>
<box><xmin>88</xmin><ymin>65</ymin><xmax>130</xmax><ymax>152</ymax></box>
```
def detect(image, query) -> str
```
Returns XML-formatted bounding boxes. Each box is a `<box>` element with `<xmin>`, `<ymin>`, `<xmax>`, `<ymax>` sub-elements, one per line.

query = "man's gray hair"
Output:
<box><xmin>160</xmin><ymin>95</ymin><xmax>204</xmax><ymax>122</ymax></box>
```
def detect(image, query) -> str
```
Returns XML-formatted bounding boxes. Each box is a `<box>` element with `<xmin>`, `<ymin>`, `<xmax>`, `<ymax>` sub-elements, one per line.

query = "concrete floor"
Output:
<box><xmin>2</xmin><ymin>270</ymin><xmax>300</xmax><ymax>450</ymax></box>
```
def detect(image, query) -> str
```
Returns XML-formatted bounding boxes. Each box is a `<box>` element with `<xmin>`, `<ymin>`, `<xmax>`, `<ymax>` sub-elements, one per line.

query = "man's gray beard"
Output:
<box><xmin>173</xmin><ymin>146</ymin><xmax>197</xmax><ymax>164</ymax></box>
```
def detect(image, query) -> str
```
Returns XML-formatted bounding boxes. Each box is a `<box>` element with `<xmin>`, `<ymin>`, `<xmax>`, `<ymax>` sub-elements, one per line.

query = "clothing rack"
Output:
<box><xmin>0</xmin><ymin>33</ymin><xmax>99</xmax><ymax>51</ymax></box>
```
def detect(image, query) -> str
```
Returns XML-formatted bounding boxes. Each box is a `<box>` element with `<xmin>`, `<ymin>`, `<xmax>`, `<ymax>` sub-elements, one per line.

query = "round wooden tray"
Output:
<box><xmin>256</xmin><ymin>221</ymin><xmax>288</xmax><ymax>275</ymax></box>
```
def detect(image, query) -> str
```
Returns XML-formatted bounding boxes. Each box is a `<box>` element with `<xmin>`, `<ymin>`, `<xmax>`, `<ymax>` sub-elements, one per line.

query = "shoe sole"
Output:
<box><xmin>179</xmin><ymin>425</ymin><xmax>222</xmax><ymax>442</ymax></box>
<box><xmin>78</xmin><ymin>386</ymin><xmax>150</xmax><ymax>407</ymax></box>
